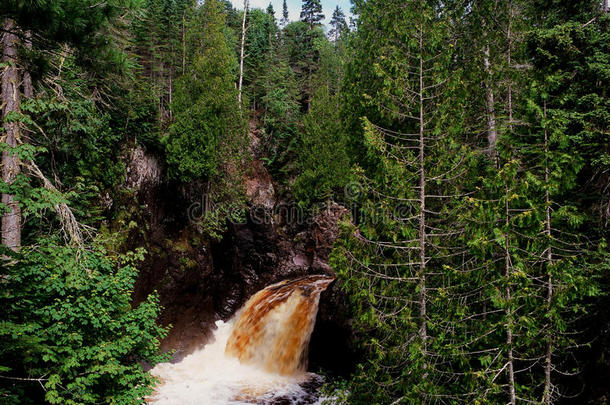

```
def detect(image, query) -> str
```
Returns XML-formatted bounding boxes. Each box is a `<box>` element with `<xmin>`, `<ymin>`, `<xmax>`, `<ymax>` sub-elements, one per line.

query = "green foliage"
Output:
<box><xmin>528</xmin><ymin>14</ymin><xmax>610</xmax><ymax>226</ymax></box>
<box><xmin>164</xmin><ymin>0</ymin><xmax>244</xmax><ymax>182</ymax></box>
<box><xmin>1</xmin><ymin>0</ymin><xmax>139</xmax><ymax>76</ymax></box>
<box><xmin>294</xmin><ymin>39</ymin><xmax>350</xmax><ymax>206</ymax></box>
<box><xmin>293</xmin><ymin>87</ymin><xmax>349</xmax><ymax>205</ymax></box>
<box><xmin>0</xmin><ymin>243</ymin><xmax>168</xmax><ymax>404</ymax></box>
<box><xmin>328</xmin><ymin>6</ymin><xmax>348</xmax><ymax>42</ymax></box>
<box><xmin>132</xmin><ymin>0</ymin><xmax>191</xmax><ymax>117</ymax></box>
<box><xmin>243</xmin><ymin>8</ymin><xmax>279</xmax><ymax>103</ymax></box>
<box><xmin>258</xmin><ymin>55</ymin><xmax>300</xmax><ymax>174</ymax></box>
<box><xmin>23</xmin><ymin>58</ymin><xmax>126</xmax><ymax>190</ymax></box>
<box><xmin>330</xmin><ymin>0</ymin><xmax>604</xmax><ymax>403</ymax></box>
<box><xmin>300</xmin><ymin>0</ymin><xmax>324</xmax><ymax>28</ymax></box>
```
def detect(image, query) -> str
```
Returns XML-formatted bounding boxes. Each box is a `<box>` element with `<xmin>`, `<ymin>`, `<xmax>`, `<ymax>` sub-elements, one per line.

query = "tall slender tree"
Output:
<box><xmin>299</xmin><ymin>0</ymin><xmax>324</xmax><ymax>111</ymax></box>
<box><xmin>332</xmin><ymin>0</ymin><xmax>471</xmax><ymax>402</ymax></box>
<box><xmin>328</xmin><ymin>6</ymin><xmax>348</xmax><ymax>43</ymax></box>
<box><xmin>1</xmin><ymin>18</ymin><xmax>22</xmax><ymax>250</ymax></box>
<box><xmin>300</xmin><ymin>0</ymin><xmax>324</xmax><ymax>29</ymax></box>
<box><xmin>281</xmin><ymin>0</ymin><xmax>289</xmax><ymax>28</ymax></box>
<box><xmin>238</xmin><ymin>0</ymin><xmax>249</xmax><ymax>109</ymax></box>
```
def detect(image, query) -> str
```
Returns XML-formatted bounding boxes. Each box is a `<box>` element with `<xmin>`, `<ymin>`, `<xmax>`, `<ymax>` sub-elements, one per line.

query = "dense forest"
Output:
<box><xmin>0</xmin><ymin>0</ymin><xmax>608</xmax><ymax>404</ymax></box>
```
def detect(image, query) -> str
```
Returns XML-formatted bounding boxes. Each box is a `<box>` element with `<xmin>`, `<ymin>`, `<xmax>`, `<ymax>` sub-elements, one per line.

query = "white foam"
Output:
<box><xmin>149</xmin><ymin>320</ymin><xmax>317</xmax><ymax>404</ymax></box>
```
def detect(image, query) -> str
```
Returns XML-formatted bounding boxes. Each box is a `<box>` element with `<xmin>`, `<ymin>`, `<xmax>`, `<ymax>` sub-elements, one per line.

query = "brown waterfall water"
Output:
<box><xmin>149</xmin><ymin>275</ymin><xmax>334</xmax><ymax>404</ymax></box>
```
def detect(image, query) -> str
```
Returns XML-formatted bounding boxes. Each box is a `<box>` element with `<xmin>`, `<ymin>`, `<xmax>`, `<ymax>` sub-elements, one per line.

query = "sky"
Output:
<box><xmin>229</xmin><ymin>0</ymin><xmax>353</xmax><ymax>30</ymax></box>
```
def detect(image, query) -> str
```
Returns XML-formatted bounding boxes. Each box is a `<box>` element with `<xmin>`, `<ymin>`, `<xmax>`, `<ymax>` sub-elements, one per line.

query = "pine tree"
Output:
<box><xmin>294</xmin><ymin>38</ymin><xmax>349</xmax><ymax>204</ymax></box>
<box><xmin>244</xmin><ymin>8</ymin><xmax>279</xmax><ymax>101</ymax></box>
<box><xmin>298</xmin><ymin>0</ymin><xmax>325</xmax><ymax>111</ymax></box>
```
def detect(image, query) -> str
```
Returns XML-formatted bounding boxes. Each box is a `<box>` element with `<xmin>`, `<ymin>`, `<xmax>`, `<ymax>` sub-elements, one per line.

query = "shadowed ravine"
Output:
<box><xmin>148</xmin><ymin>275</ymin><xmax>335</xmax><ymax>404</ymax></box>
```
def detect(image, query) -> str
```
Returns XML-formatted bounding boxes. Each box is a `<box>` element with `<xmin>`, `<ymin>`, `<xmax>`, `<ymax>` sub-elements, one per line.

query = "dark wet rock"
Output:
<box><xmin>266</xmin><ymin>374</ymin><xmax>324</xmax><ymax>405</ymax></box>
<box><xmin>127</xmin><ymin>123</ymin><xmax>356</xmax><ymax>372</ymax></box>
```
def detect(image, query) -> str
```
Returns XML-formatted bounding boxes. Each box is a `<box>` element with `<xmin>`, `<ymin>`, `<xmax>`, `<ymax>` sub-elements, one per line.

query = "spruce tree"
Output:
<box><xmin>328</xmin><ymin>6</ymin><xmax>347</xmax><ymax>42</ymax></box>
<box><xmin>281</xmin><ymin>0</ymin><xmax>289</xmax><ymax>28</ymax></box>
<box><xmin>331</xmin><ymin>0</ymin><xmax>469</xmax><ymax>402</ymax></box>
<box><xmin>298</xmin><ymin>0</ymin><xmax>325</xmax><ymax>111</ymax></box>
<box><xmin>266</xmin><ymin>3</ymin><xmax>275</xmax><ymax>19</ymax></box>
<box><xmin>300</xmin><ymin>0</ymin><xmax>324</xmax><ymax>29</ymax></box>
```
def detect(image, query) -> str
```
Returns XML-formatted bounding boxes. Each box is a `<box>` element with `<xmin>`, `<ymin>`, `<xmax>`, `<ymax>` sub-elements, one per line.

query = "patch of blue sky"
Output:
<box><xmin>229</xmin><ymin>0</ymin><xmax>353</xmax><ymax>31</ymax></box>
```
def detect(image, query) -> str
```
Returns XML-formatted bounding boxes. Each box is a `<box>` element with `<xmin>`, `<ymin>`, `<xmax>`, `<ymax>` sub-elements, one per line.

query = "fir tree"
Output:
<box><xmin>332</xmin><ymin>0</ymin><xmax>469</xmax><ymax>402</ymax></box>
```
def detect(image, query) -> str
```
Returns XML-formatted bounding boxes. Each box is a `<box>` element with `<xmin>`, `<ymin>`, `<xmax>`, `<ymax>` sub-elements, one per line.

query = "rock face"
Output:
<box><xmin>129</xmin><ymin>120</ymin><xmax>355</xmax><ymax>372</ymax></box>
<box><xmin>126</xmin><ymin>144</ymin><xmax>162</xmax><ymax>191</ymax></box>
<box><xmin>211</xmin><ymin>202</ymin><xmax>348</xmax><ymax>318</ymax></box>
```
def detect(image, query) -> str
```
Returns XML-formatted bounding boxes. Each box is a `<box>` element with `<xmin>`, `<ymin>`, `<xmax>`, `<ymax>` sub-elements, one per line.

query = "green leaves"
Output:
<box><xmin>165</xmin><ymin>0</ymin><xmax>243</xmax><ymax>182</ymax></box>
<box><xmin>0</xmin><ymin>243</ymin><xmax>168</xmax><ymax>404</ymax></box>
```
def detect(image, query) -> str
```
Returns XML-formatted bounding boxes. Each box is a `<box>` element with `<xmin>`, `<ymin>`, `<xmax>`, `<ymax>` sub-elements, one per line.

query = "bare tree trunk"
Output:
<box><xmin>1</xmin><ymin>18</ymin><xmax>22</xmax><ymax>251</ymax></box>
<box><xmin>238</xmin><ymin>0</ymin><xmax>249</xmax><ymax>109</ymax></box>
<box><xmin>506</xmin><ymin>11</ymin><xmax>513</xmax><ymax>125</ymax></box>
<box><xmin>23</xmin><ymin>30</ymin><xmax>33</xmax><ymax>99</ymax></box>
<box><xmin>483</xmin><ymin>44</ymin><xmax>498</xmax><ymax>154</ymax></box>
<box><xmin>542</xmin><ymin>100</ymin><xmax>554</xmax><ymax>405</ymax></box>
<box><xmin>505</xmin><ymin>185</ymin><xmax>516</xmax><ymax>405</ymax></box>
<box><xmin>417</xmin><ymin>21</ymin><xmax>428</xmax><ymax>405</ymax></box>
<box><xmin>168</xmin><ymin>66</ymin><xmax>173</xmax><ymax>120</ymax></box>
<box><xmin>182</xmin><ymin>10</ymin><xmax>186</xmax><ymax>75</ymax></box>
<box><xmin>505</xmin><ymin>14</ymin><xmax>516</xmax><ymax>403</ymax></box>
<box><xmin>306</xmin><ymin>19</ymin><xmax>313</xmax><ymax>112</ymax></box>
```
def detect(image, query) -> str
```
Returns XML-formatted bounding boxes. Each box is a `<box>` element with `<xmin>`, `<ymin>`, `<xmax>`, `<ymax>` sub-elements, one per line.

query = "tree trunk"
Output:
<box><xmin>1</xmin><ymin>18</ymin><xmax>22</xmax><ymax>251</ymax></box>
<box><xmin>542</xmin><ymin>100</ymin><xmax>554</xmax><ymax>405</ymax></box>
<box><xmin>417</xmin><ymin>21</ymin><xmax>428</xmax><ymax>405</ymax></box>
<box><xmin>505</xmin><ymin>185</ymin><xmax>516</xmax><ymax>405</ymax></box>
<box><xmin>506</xmin><ymin>12</ymin><xmax>513</xmax><ymax>125</ymax></box>
<box><xmin>238</xmin><ymin>0</ymin><xmax>249</xmax><ymax>109</ymax></box>
<box><xmin>23</xmin><ymin>30</ymin><xmax>33</xmax><ymax>99</ymax></box>
<box><xmin>483</xmin><ymin>44</ymin><xmax>498</xmax><ymax>154</ymax></box>
<box><xmin>182</xmin><ymin>10</ymin><xmax>186</xmax><ymax>75</ymax></box>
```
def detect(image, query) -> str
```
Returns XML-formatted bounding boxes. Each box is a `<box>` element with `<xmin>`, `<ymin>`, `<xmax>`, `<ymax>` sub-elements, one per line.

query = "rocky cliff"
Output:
<box><xmin>126</xmin><ymin>120</ymin><xmax>355</xmax><ymax>374</ymax></box>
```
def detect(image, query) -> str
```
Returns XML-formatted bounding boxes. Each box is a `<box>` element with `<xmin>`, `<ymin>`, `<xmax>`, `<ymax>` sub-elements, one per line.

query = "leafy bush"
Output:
<box><xmin>0</xmin><ymin>244</ymin><xmax>168</xmax><ymax>404</ymax></box>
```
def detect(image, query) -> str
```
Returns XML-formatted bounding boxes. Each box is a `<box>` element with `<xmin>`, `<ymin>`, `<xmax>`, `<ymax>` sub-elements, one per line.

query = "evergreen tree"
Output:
<box><xmin>281</xmin><ymin>0</ymin><xmax>289</xmax><ymax>28</ymax></box>
<box><xmin>298</xmin><ymin>0</ymin><xmax>325</xmax><ymax>111</ymax></box>
<box><xmin>331</xmin><ymin>0</ymin><xmax>469</xmax><ymax>402</ymax></box>
<box><xmin>282</xmin><ymin>20</ymin><xmax>324</xmax><ymax>110</ymax></box>
<box><xmin>243</xmin><ymin>8</ymin><xmax>279</xmax><ymax>106</ymax></box>
<box><xmin>328</xmin><ymin>6</ymin><xmax>348</xmax><ymax>42</ymax></box>
<box><xmin>294</xmin><ymin>38</ymin><xmax>349</xmax><ymax>205</ymax></box>
<box><xmin>300</xmin><ymin>0</ymin><xmax>324</xmax><ymax>29</ymax></box>
<box><xmin>266</xmin><ymin>3</ymin><xmax>275</xmax><ymax>19</ymax></box>
<box><xmin>164</xmin><ymin>0</ymin><xmax>242</xmax><ymax>182</ymax></box>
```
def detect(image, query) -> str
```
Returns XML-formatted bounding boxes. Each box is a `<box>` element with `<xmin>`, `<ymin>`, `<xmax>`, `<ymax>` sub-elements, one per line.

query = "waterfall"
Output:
<box><xmin>148</xmin><ymin>275</ymin><xmax>334</xmax><ymax>404</ymax></box>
